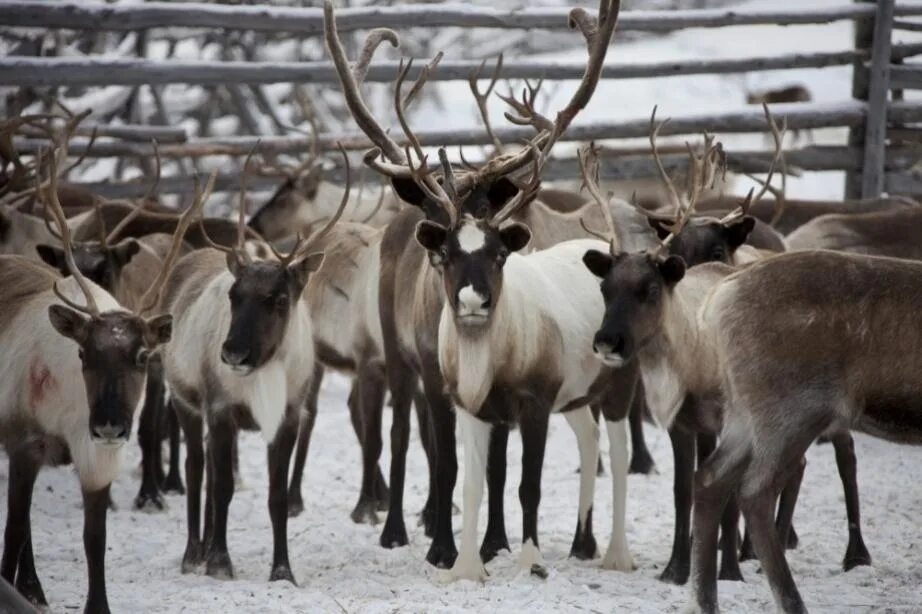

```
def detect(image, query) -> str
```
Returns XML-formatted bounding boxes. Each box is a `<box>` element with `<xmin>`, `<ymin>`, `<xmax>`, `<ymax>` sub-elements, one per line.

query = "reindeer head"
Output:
<box><xmin>36</xmin><ymin>127</ymin><xmax>203</xmax><ymax>445</ymax></box>
<box><xmin>323</xmin><ymin>0</ymin><xmax>621</xmax><ymax>327</ymax></box>
<box><xmin>36</xmin><ymin>239</ymin><xmax>140</xmax><ymax>290</ymax></box>
<box><xmin>646</xmin><ymin>214</ymin><xmax>754</xmax><ymax>265</ymax></box>
<box><xmin>204</xmin><ymin>145</ymin><xmax>351</xmax><ymax>374</ymax></box>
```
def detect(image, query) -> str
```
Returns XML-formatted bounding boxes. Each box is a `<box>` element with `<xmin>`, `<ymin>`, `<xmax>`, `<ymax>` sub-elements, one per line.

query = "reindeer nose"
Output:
<box><xmin>593</xmin><ymin>334</ymin><xmax>626</xmax><ymax>356</ymax></box>
<box><xmin>221</xmin><ymin>343</ymin><xmax>250</xmax><ymax>367</ymax></box>
<box><xmin>458</xmin><ymin>286</ymin><xmax>490</xmax><ymax>313</ymax></box>
<box><xmin>92</xmin><ymin>423</ymin><xmax>127</xmax><ymax>441</ymax></box>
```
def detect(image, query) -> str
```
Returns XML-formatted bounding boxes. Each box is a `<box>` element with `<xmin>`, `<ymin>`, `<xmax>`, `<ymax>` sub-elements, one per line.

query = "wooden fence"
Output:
<box><xmin>2</xmin><ymin>0</ymin><xmax>922</xmax><ymax>199</ymax></box>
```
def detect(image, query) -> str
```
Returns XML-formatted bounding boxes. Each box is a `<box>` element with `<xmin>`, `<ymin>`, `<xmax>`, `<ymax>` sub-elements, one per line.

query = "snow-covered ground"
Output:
<box><xmin>8</xmin><ymin>373</ymin><xmax>922</xmax><ymax>613</ymax></box>
<box><xmin>5</xmin><ymin>0</ymin><xmax>922</xmax><ymax>612</ymax></box>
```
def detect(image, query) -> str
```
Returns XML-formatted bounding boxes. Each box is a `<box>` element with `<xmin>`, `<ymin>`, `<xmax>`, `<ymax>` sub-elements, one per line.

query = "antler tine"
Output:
<box><xmin>138</xmin><ymin>171</ymin><xmax>217</xmax><ymax>314</ymax></box>
<box><xmin>299</xmin><ymin>142</ymin><xmax>352</xmax><ymax>256</ymax></box>
<box><xmin>40</xmin><ymin>147</ymin><xmax>100</xmax><ymax>316</ymax></box>
<box><xmin>354</xmin><ymin>28</ymin><xmax>400</xmax><ymax>86</ymax></box>
<box><xmin>438</xmin><ymin>148</ymin><xmax>458</xmax><ymax>204</ymax></box>
<box><xmin>468</xmin><ymin>54</ymin><xmax>505</xmax><ymax>154</ymax></box>
<box><xmin>324</xmin><ymin>1</ymin><xmax>405</xmax><ymax>165</ymax></box>
<box><xmin>455</xmin><ymin>0</ymin><xmax>621</xmax><ymax>195</ymax></box>
<box><xmin>498</xmin><ymin>79</ymin><xmax>554</xmax><ymax>134</ymax></box>
<box><xmin>106</xmin><ymin>139</ymin><xmax>162</xmax><ymax>244</ymax></box>
<box><xmin>493</xmin><ymin>140</ymin><xmax>544</xmax><ymax>224</ymax></box>
<box><xmin>403</xmin><ymin>52</ymin><xmax>444</xmax><ymax>107</ymax></box>
<box><xmin>577</xmin><ymin>142</ymin><xmax>619</xmax><ymax>254</ymax></box>
<box><xmin>649</xmin><ymin>106</ymin><xmax>683</xmax><ymax>215</ymax></box>
<box><xmin>727</xmin><ymin>104</ymin><xmax>787</xmax><ymax>225</ymax></box>
<box><xmin>360</xmin><ymin>174</ymin><xmax>389</xmax><ymax>225</ymax></box>
<box><xmin>458</xmin><ymin>146</ymin><xmax>480</xmax><ymax>171</ymax></box>
<box><xmin>235</xmin><ymin>141</ymin><xmax>262</xmax><ymax>264</ymax></box>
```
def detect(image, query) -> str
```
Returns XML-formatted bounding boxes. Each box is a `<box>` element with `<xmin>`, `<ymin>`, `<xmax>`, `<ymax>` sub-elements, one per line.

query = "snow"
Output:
<box><xmin>5</xmin><ymin>0</ymin><xmax>922</xmax><ymax>612</ymax></box>
<box><xmin>6</xmin><ymin>372</ymin><xmax>922</xmax><ymax>613</ymax></box>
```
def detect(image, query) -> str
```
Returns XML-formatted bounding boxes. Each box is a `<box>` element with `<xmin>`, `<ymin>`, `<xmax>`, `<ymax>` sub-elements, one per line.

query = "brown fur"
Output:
<box><xmin>745</xmin><ymin>85</ymin><xmax>812</xmax><ymax>105</ymax></box>
<box><xmin>0</xmin><ymin>256</ymin><xmax>56</xmax><ymax>331</ymax></box>
<box><xmin>785</xmin><ymin>206</ymin><xmax>922</xmax><ymax>259</ymax></box>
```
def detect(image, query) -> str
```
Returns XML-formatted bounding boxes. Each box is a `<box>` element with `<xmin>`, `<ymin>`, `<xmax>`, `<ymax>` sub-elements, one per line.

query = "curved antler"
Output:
<box><xmin>106</xmin><ymin>140</ymin><xmax>162</xmax><ymax>244</ymax></box>
<box><xmin>468</xmin><ymin>54</ymin><xmax>505</xmax><ymax>154</ymax></box>
<box><xmin>576</xmin><ymin>142</ymin><xmax>619</xmax><ymax>254</ymax></box>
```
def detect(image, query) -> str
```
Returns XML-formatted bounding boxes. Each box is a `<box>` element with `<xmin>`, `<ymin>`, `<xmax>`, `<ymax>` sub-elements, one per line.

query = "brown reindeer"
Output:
<box><xmin>746</xmin><ymin>85</ymin><xmax>812</xmax><ymax>141</ymax></box>
<box><xmin>787</xmin><ymin>205</ymin><xmax>922</xmax><ymax>258</ymax></box>
<box><xmin>0</xmin><ymin>141</ymin><xmax>202</xmax><ymax>613</ymax></box>
<box><xmin>689</xmin><ymin>246</ymin><xmax>922</xmax><ymax>614</ymax></box>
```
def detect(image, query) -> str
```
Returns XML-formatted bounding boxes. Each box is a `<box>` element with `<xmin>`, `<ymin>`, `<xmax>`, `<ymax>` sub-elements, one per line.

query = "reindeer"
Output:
<box><xmin>0</xmin><ymin>144</ymin><xmax>199</xmax><ymax>612</ymax></box>
<box><xmin>687</xmin><ymin>243</ymin><xmax>922</xmax><ymax>613</ymax></box>
<box><xmin>326</xmin><ymin>0</ymin><xmax>631</xmax><ymax>572</ymax></box>
<box><xmin>158</xmin><ymin>146</ymin><xmax>351</xmax><ymax>583</ymax></box>
<box><xmin>786</xmin><ymin>205</ymin><xmax>922</xmax><ymax>259</ymax></box>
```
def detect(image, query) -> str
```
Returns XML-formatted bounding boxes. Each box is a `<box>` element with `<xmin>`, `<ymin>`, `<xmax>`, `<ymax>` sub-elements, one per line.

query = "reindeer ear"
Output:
<box><xmin>143</xmin><ymin>314</ymin><xmax>173</xmax><ymax>348</ymax></box>
<box><xmin>298</xmin><ymin>165</ymin><xmax>324</xmax><ymax>200</ymax></box>
<box><xmin>288</xmin><ymin>251</ymin><xmax>325</xmax><ymax>290</ymax></box>
<box><xmin>391</xmin><ymin>177</ymin><xmax>427</xmax><ymax>208</ymax></box>
<box><xmin>498</xmin><ymin>222</ymin><xmax>531</xmax><ymax>253</ymax></box>
<box><xmin>48</xmin><ymin>305</ymin><xmax>89</xmax><ymax>344</ymax></box>
<box><xmin>486</xmin><ymin>177</ymin><xmax>520</xmax><ymax>209</ymax></box>
<box><xmin>110</xmin><ymin>239</ymin><xmax>141</xmax><ymax>268</ymax></box>
<box><xmin>415</xmin><ymin>220</ymin><xmax>448</xmax><ymax>254</ymax></box>
<box><xmin>658</xmin><ymin>255</ymin><xmax>686</xmax><ymax>286</ymax></box>
<box><xmin>647</xmin><ymin>217</ymin><xmax>672</xmax><ymax>240</ymax></box>
<box><xmin>225</xmin><ymin>250</ymin><xmax>244</xmax><ymax>278</ymax></box>
<box><xmin>723</xmin><ymin>215</ymin><xmax>756</xmax><ymax>250</ymax></box>
<box><xmin>583</xmin><ymin>249</ymin><xmax>613</xmax><ymax>278</ymax></box>
<box><xmin>36</xmin><ymin>244</ymin><xmax>66</xmax><ymax>272</ymax></box>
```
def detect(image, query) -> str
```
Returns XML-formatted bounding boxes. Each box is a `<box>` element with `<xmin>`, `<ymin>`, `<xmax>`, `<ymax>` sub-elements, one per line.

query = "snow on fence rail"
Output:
<box><xmin>5</xmin><ymin>2</ymin><xmax>922</xmax><ymax>34</ymax></box>
<box><xmin>3</xmin><ymin>0</ymin><xmax>921</xmax><ymax>199</ymax></box>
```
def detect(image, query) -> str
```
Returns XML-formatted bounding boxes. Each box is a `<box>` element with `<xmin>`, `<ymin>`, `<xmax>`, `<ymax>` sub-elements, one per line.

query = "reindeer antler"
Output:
<box><xmin>103</xmin><ymin>140</ymin><xmax>163</xmax><ymax>246</ymax></box>
<box><xmin>468</xmin><ymin>54</ymin><xmax>505</xmax><ymax>154</ymax></box>
<box><xmin>577</xmin><ymin>142</ymin><xmax>619</xmax><ymax>254</ymax></box>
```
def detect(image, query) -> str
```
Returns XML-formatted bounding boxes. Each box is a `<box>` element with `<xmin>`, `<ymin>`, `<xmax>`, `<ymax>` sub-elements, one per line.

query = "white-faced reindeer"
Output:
<box><xmin>158</xmin><ymin>148</ymin><xmax>351</xmax><ymax>583</ymax></box>
<box><xmin>0</xmin><ymin>148</ymin><xmax>200</xmax><ymax>613</ymax></box>
<box><xmin>326</xmin><ymin>0</ymin><xmax>630</xmax><ymax>574</ymax></box>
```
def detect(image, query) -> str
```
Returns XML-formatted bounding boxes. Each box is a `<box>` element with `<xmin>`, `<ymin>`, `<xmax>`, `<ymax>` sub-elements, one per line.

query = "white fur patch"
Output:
<box><xmin>518</xmin><ymin>538</ymin><xmax>544</xmax><ymax>570</ymax></box>
<box><xmin>457</xmin><ymin>222</ymin><xmax>486</xmax><ymax>253</ymax></box>
<box><xmin>602</xmin><ymin>418</ymin><xmax>634</xmax><ymax>571</ymax></box>
<box><xmin>565</xmin><ymin>407</ymin><xmax>599</xmax><ymax>526</ymax></box>
<box><xmin>245</xmin><ymin>359</ymin><xmax>288</xmax><ymax>443</ymax></box>
<box><xmin>449</xmin><ymin>409</ymin><xmax>491</xmax><ymax>583</ymax></box>
<box><xmin>457</xmin><ymin>285</ymin><xmax>487</xmax><ymax>314</ymax></box>
<box><xmin>640</xmin><ymin>354</ymin><xmax>686</xmax><ymax>430</ymax></box>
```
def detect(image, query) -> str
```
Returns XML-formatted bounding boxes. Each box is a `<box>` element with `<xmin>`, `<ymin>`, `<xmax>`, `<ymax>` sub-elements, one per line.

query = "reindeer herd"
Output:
<box><xmin>1</xmin><ymin>1</ymin><xmax>921</xmax><ymax>613</ymax></box>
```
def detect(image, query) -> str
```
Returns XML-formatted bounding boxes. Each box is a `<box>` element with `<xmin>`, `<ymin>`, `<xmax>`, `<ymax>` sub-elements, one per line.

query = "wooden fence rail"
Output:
<box><xmin>5</xmin><ymin>2</ymin><xmax>922</xmax><ymax>34</ymax></box>
<box><xmin>3</xmin><ymin>48</ymin><xmax>902</xmax><ymax>88</ymax></box>
<box><xmin>16</xmin><ymin>101</ymin><xmax>922</xmax><ymax>159</ymax></box>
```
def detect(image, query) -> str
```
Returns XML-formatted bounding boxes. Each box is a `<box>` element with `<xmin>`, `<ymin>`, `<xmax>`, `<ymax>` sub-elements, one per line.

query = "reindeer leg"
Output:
<box><xmin>352</xmin><ymin>363</ymin><xmax>386</xmax><ymax>525</ymax></box>
<box><xmin>2</xmin><ymin>447</ymin><xmax>45</xmax><ymax>607</ymax></box>
<box><xmin>204</xmin><ymin>412</ymin><xmax>235</xmax><ymax>580</ymax></box>
<box><xmin>449</xmin><ymin>410</ymin><xmax>490</xmax><ymax>582</ymax></box>
<box><xmin>379</xmin><ymin>363</ymin><xmax>416</xmax><ymax>549</ymax></box>
<box><xmin>288</xmin><ymin>363</ymin><xmax>322</xmax><ymax>518</ymax></box>
<box><xmin>659</xmin><ymin>424</ymin><xmax>695</xmax><ymax>585</ymax></box>
<box><xmin>162</xmin><ymin>400</ymin><xmax>185</xmax><ymax>495</ymax></box>
<box><xmin>414</xmin><ymin>389</ymin><xmax>437</xmax><ymax>536</ymax></box>
<box><xmin>422</xmin><ymin>377</ymin><xmax>459</xmax><ymax>568</ymax></box>
<box><xmin>82</xmin><ymin>485</ymin><xmax>112</xmax><ymax>614</ymax></box>
<box><xmin>602</xmin><ymin>418</ymin><xmax>634</xmax><ymax>571</ymax></box>
<box><xmin>134</xmin><ymin>358</ymin><xmax>167</xmax><ymax>511</ymax></box>
<box><xmin>628</xmin><ymin>388</ymin><xmax>656</xmax><ymax>475</ymax></box>
<box><xmin>566</xmin><ymin>406</ymin><xmax>599</xmax><ymax>561</ymax></box>
<box><xmin>774</xmin><ymin>457</ymin><xmax>806</xmax><ymax>554</ymax></box>
<box><xmin>831</xmin><ymin>431</ymin><xmax>871</xmax><ymax>570</ymax></box>
<box><xmin>268</xmin><ymin>408</ymin><xmax>298</xmax><ymax>584</ymax></box>
<box><xmin>176</xmin><ymin>402</ymin><xmax>204</xmax><ymax>573</ymax></box>
<box><xmin>718</xmin><ymin>493</ymin><xmax>744</xmax><ymax>582</ymax></box>
<box><xmin>518</xmin><ymin>408</ymin><xmax>550</xmax><ymax>577</ymax></box>
<box><xmin>480</xmin><ymin>423</ymin><xmax>510</xmax><ymax>563</ymax></box>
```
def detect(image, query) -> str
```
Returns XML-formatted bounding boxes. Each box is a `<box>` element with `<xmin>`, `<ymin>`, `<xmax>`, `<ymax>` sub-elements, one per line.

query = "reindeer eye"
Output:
<box><xmin>711</xmin><ymin>247</ymin><xmax>725</xmax><ymax>262</ymax></box>
<box><xmin>135</xmin><ymin>348</ymin><xmax>150</xmax><ymax>368</ymax></box>
<box><xmin>639</xmin><ymin>282</ymin><xmax>660</xmax><ymax>302</ymax></box>
<box><xmin>495</xmin><ymin>249</ymin><xmax>508</xmax><ymax>266</ymax></box>
<box><xmin>274</xmin><ymin>295</ymin><xmax>290</xmax><ymax>309</ymax></box>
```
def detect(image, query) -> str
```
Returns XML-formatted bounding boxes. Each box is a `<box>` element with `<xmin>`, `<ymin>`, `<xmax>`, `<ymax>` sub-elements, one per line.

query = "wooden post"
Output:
<box><xmin>846</xmin><ymin>0</ymin><xmax>876</xmax><ymax>199</ymax></box>
<box><xmin>861</xmin><ymin>0</ymin><xmax>895</xmax><ymax>198</ymax></box>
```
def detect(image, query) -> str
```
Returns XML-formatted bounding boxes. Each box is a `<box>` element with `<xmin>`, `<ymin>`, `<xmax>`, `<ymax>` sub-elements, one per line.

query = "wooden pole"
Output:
<box><xmin>846</xmin><ymin>0</ymin><xmax>877</xmax><ymax>199</ymax></box>
<box><xmin>861</xmin><ymin>0</ymin><xmax>895</xmax><ymax>198</ymax></box>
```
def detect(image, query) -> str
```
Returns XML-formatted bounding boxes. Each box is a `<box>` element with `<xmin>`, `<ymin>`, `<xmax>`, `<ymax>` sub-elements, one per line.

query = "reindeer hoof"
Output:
<box><xmin>16</xmin><ymin>576</ymin><xmax>48</xmax><ymax>608</ymax></box>
<box><xmin>843</xmin><ymin>540</ymin><xmax>872</xmax><ymax>571</ymax></box>
<box><xmin>569</xmin><ymin>531</ymin><xmax>599</xmax><ymax>561</ymax></box>
<box><xmin>480</xmin><ymin>532</ymin><xmax>511</xmax><ymax>563</ymax></box>
<box><xmin>133</xmin><ymin>490</ymin><xmax>166</xmax><ymax>512</ymax></box>
<box><xmin>380</xmin><ymin>517</ymin><xmax>409</xmax><ymax>549</ymax></box>
<box><xmin>718</xmin><ymin>564</ymin><xmax>744</xmax><ymax>582</ymax></box>
<box><xmin>629</xmin><ymin>450</ymin><xmax>657</xmax><ymax>475</ymax></box>
<box><xmin>269</xmin><ymin>564</ymin><xmax>297</xmax><ymax>585</ymax></box>
<box><xmin>601</xmin><ymin>548</ymin><xmax>634</xmax><ymax>572</ymax></box>
<box><xmin>426</xmin><ymin>540</ymin><xmax>459</xmax><ymax>569</ymax></box>
<box><xmin>181</xmin><ymin>541</ymin><xmax>204</xmax><ymax>574</ymax></box>
<box><xmin>162</xmin><ymin>473</ymin><xmax>185</xmax><ymax>495</ymax></box>
<box><xmin>351</xmin><ymin>498</ymin><xmax>380</xmax><ymax>525</ymax></box>
<box><xmin>658</xmin><ymin>560</ymin><xmax>690</xmax><ymax>585</ymax></box>
<box><xmin>287</xmin><ymin>495</ymin><xmax>305</xmax><ymax>518</ymax></box>
<box><xmin>786</xmin><ymin>525</ymin><xmax>800</xmax><ymax>550</ymax></box>
<box><xmin>206</xmin><ymin>552</ymin><xmax>234</xmax><ymax>580</ymax></box>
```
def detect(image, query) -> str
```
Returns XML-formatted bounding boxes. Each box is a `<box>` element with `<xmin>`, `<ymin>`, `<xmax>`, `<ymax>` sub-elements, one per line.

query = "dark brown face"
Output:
<box><xmin>36</xmin><ymin>239</ymin><xmax>140</xmax><ymax>292</ymax></box>
<box><xmin>583</xmin><ymin>250</ymin><xmax>686</xmax><ymax>367</ymax></box>
<box><xmin>648</xmin><ymin>216</ymin><xmax>755</xmax><ymax>266</ymax></box>
<box><xmin>390</xmin><ymin>175</ymin><xmax>530</xmax><ymax>329</ymax></box>
<box><xmin>220</xmin><ymin>252</ymin><xmax>323</xmax><ymax>374</ymax></box>
<box><xmin>48</xmin><ymin>306</ymin><xmax>172</xmax><ymax>444</ymax></box>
